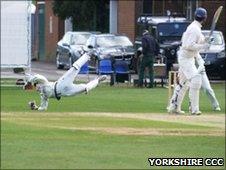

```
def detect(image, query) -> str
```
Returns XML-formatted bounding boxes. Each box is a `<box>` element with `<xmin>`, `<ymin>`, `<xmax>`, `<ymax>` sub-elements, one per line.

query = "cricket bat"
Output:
<box><xmin>208</xmin><ymin>6</ymin><xmax>223</xmax><ymax>41</ymax></box>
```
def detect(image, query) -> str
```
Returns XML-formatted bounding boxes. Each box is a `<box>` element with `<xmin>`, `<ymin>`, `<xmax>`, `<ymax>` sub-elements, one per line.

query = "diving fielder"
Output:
<box><xmin>26</xmin><ymin>52</ymin><xmax>107</xmax><ymax>111</ymax></box>
<box><xmin>167</xmin><ymin>7</ymin><xmax>212</xmax><ymax>115</ymax></box>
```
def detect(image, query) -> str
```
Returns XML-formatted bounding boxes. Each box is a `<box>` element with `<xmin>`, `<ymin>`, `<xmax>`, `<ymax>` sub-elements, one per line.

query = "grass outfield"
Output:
<box><xmin>1</xmin><ymin>83</ymin><xmax>225</xmax><ymax>113</ymax></box>
<box><xmin>1</xmin><ymin>83</ymin><xmax>225</xmax><ymax>169</ymax></box>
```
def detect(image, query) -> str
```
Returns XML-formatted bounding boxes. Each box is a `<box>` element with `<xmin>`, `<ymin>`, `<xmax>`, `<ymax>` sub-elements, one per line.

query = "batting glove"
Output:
<box><xmin>197</xmin><ymin>65</ymin><xmax>206</xmax><ymax>74</ymax></box>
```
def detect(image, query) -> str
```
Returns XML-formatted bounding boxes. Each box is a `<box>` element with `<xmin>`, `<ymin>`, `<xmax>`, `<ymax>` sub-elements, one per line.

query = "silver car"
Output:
<box><xmin>200</xmin><ymin>30</ymin><xmax>225</xmax><ymax>79</ymax></box>
<box><xmin>56</xmin><ymin>32</ymin><xmax>92</xmax><ymax>69</ymax></box>
<box><xmin>86</xmin><ymin>34</ymin><xmax>135</xmax><ymax>71</ymax></box>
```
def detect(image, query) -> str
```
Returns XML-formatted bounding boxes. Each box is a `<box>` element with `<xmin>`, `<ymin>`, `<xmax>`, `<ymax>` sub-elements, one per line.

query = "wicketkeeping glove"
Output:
<box><xmin>28</xmin><ymin>101</ymin><xmax>38</xmax><ymax>110</ymax></box>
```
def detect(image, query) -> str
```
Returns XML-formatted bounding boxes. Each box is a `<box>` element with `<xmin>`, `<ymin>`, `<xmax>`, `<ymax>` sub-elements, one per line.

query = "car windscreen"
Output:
<box><xmin>70</xmin><ymin>34</ymin><xmax>91</xmax><ymax>45</ymax></box>
<box><xmin>96</xmin><ymin>36</ymin><xmax>133</xmax><ymax>47</ymax></box>
<box><xmin>157</xmin><ymin>23</ymin><xmax>189</xmax><ymax>37</ymax></box>
<box><xmin>202</xmin><ymin>32</ymin><xmax>223</xmax><ymax>45</ymax></box>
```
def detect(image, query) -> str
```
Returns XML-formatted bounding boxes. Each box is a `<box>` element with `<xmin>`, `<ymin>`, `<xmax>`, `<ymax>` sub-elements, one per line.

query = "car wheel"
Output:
<box><xmin>56</xmin><ymin>53</ymin><xmax>64</xmax><ymax>69</ymax></box>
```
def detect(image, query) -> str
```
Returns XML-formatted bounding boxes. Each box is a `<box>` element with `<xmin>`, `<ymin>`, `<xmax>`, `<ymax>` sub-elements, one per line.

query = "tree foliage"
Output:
<box><xmin>52</xmin><ymin>0</ymin><xmax>109</xmax><ymax>32</ymax></box>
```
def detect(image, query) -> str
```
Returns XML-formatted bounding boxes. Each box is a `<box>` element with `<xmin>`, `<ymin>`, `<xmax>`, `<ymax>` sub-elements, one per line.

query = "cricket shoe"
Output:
<box><xmin>167</xmin><ymin>105</ymin><xmax>185</xmax><ymax>115</ymax></box>
<box><xmin>98</xmin><ymin>75</ymin><xmax>107</xmax><ymax>83</ymax></box>
<box><xmin>213</xmin><ymin>106</ymin><xmax>221</xmax><ymax>111</ymax></box>
<box><xmin>169</xmin><ymin>109</ymin><xmax>185</xmax><ymax>115</ymax></box>
<box><xmin>191</xmin><ymin>110</ymin><xmax>202</xmax><ymax>116</ymax></box>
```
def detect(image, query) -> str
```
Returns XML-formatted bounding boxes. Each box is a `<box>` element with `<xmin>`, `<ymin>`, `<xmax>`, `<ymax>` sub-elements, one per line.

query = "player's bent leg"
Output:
<box><xmin>167</xmin><ymin>72</ymin><xmax>188</xmax><ymax>114</ymax></box>
<box><xmin>57</xmin><ymin>67</ymin><xmax>79</xmax><ymax>86</ymax></box>
<box><xmin>204</xmin><ymin>87</ymin><xmax>221</xmax><ymax>111</ymax></box>
<box><xmin>97</xmin><ymin>75</ymin><xmax>107</xmax><ymax>83</ymax></box>
<box><xmin>57</xmin><ymin>53</ymin><xmax>90</xmax><ymax>85</ymax></box>
<box><xmin>201</xmin><ymin>73</ymin><xmax>220</xmax><ymax>111</ymax></box>
<box><xmin>65</xmin><ymin>75</ymin><xmax>107</xmax><ymax>96</ymax></box>
<box><xmin>86</xmin><ymin>75</ymin><xmax>107</xmax><ymax>93</ymax></box>
<box><xmin>73</xmin><ymin>53</ymin><xmax>90</xmax><ymax>70</ymax></box>
<box><xmin>167</xmin><ymin>84</ymin><xmax>188</xmax><ymax>114</ymax></box>
<box><xmin>189</xmin><ymin>74</ymin><xmax>202</xmax><ymax>115</ymax></box>
<box><xmin>64</xmin><ymin>84</ymin><xmax>87</xmax><ymax>96</ymax></box>
<box><xmin>175</xmin><ymin>73</ymin><xmax>189</xmax><ymax>113</ymax></box>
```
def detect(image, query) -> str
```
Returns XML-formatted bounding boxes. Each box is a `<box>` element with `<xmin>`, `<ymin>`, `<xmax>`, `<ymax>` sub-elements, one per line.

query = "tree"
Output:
<box><xmin>52</xmin><ymin>0</ymin><xmax>109</xmax><ymax>32</ymax></box>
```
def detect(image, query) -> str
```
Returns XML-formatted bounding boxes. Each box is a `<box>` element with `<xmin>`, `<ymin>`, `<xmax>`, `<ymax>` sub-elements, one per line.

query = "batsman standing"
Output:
<box><xmin>168</xmin><ymin>7</ymin><xmax>212</xmax><ymax>115</ymax></box>
<box><xmin>26</xmin><ymin>52</ymin><xmax>107</xmax><ymax>111</ymax></box>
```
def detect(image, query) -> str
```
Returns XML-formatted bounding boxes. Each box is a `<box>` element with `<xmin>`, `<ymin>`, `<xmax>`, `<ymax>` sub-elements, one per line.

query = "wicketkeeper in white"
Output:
<box><xmin>168</xmin><ymin>7</ymin><xmax>212</xmax><ymax>115</ymax></box>
<box><xmin>195</xmin><ymin>55</ymin><xmax>221</xmax><ymax>111</ymax></box>
<box><xmin>26</xmin><ymin>52</ymin><xmax>107</xmax><ymax>111</ymax></box>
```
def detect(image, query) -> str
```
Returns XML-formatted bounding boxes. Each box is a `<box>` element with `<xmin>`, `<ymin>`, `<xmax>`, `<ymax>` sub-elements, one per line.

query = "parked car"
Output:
<box><xmin>135</xmin><ymin>14</ymin><xmax>191</xmax><ymax>73</ymax></box>
<box><xmin>86</xmin><ymin>34</ymin><xmax>135</xmax><ymax>71</ymax></box>
<box><xmin>200</xmin><ymin>30</ymin><xmax>225</xmax><ymax>79</ymax></box>
<box><xmin>56</xmin><ymin>31</ymin><xmax>95</xmax><ymax>69</ymax></box>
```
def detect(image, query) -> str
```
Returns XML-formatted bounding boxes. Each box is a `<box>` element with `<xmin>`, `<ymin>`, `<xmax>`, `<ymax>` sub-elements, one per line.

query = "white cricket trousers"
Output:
<box><xmin>201</xmin><ymin>72</ymin><xmax>219</xmax><ymax>108</ymax></box>
<box><xmin>56</xmin><ymin>53</ymin><xmax>99</xmax><ymax>96</ymax></box>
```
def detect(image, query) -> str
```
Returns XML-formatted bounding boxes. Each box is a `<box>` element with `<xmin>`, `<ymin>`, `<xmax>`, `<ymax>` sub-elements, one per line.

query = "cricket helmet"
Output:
<box><xmin>195</xmin><ymin>7</ymin><xmax>207</xmax><ymax>22</ymax></box>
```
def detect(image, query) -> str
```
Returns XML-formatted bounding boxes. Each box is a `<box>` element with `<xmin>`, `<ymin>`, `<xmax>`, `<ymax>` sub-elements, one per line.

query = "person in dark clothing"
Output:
<box><xmin>138</xmin><ymin>30</ymin><xmax>159</xmax><ymax>88</ymax></box>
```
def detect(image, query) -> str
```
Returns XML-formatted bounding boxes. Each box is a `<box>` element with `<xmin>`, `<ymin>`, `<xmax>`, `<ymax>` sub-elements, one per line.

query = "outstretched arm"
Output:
<box><xmin>38</xmin><ymin>93</ymin><xmax>49</xmax><ymax>111</ymax></box>
<box><xmin>28</xmin><ymin>93</ymin><xmax>49</xmax><ymax>111</ymax></box>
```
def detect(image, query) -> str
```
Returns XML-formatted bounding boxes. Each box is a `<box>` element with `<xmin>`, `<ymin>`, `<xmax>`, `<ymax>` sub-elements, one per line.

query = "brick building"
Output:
<box><xmin>35</xmin><ymin>0</ymin><xmax>225</xmax><ymax>62</ymax></box>
<box><xmin>115</xmin><ymin>0</ymin><xmax>225</xmax><ymax>42</ymax></box>
<box><xmin>34</xmin><ymin>1</ymin><xmax>64</xmax><ymax>61</ymax></box>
